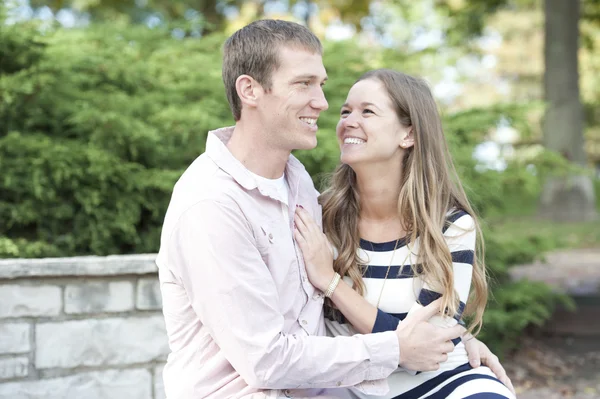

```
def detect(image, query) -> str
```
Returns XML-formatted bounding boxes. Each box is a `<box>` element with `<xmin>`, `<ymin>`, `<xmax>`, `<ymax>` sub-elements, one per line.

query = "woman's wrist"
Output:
<box><xmin>314</xmin><ymin>270</ymin><xmax>333</xmax><ymax>292</ymax></box>
<box><xmin>322</xmin><ymin>271</ymin><xmax>340</xmax><ymax>296</ymax></box>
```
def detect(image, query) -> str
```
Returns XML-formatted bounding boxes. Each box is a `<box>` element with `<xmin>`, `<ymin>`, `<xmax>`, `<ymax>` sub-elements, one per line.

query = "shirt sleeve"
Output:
<box><xmin>167</xmin><ymin>199</ymin><xmax>399</xmax><ymax>390</ymax></box>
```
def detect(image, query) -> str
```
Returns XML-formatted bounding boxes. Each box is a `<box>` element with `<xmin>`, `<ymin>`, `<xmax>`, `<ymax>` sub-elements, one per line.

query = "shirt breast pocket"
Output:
<box><xmin>255</xmin><ymin>222</ymin><xmax>277</xmax><ymax>258</ymax></box>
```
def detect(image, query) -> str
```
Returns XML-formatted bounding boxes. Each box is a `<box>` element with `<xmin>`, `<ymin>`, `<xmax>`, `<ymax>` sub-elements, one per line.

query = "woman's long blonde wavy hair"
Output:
<box><xmin>320</xmin><ymin>69</ymin><xmax>488</xmax><ymax>334</ymax></box>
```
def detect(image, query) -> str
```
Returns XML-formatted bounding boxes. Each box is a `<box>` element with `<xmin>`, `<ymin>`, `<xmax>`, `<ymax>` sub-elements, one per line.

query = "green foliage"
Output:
<box><xmin>0</xmin><ymin>20</ymin><xmax>581</xmax><ymax>354</ymax></box>
<box><xmin>480</xmin><ymin>280</ymin><xmax>574</xmax><ymax>353</ymax></box>
<box><xmin>0</xmin><ymin>21</ymin><xmax>231</xmax><ymax>257</ymax></box>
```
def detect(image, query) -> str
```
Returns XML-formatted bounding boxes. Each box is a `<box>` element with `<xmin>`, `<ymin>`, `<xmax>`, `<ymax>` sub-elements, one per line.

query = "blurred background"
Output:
<box><xmin>0</xmin><ymin>0</ymin><xmax>599</xmax><ymax>398</ymax></box>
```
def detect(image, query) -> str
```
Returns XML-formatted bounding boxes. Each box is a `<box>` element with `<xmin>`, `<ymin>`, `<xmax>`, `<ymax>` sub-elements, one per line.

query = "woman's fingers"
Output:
<box><xmin>295</xmin><ymin>207</ymin><xmax>328</xmax><ymax>249</ymax></box>
<box><xmin>295</xmin><ymin>206</ymin><xmax>320</xmax><ymax>235</ymax></box>
<box><xmin>293</xmin><ymin>211</ymin><xmax>309</xmax><ymax>237</ymax></box>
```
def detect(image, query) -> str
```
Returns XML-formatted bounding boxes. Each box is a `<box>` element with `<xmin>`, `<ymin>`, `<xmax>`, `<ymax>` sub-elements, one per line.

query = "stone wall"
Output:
<box><xmin>0</xmin><ymin>254</ymin><xmax>168</xmax><ymax>399</ymax></box>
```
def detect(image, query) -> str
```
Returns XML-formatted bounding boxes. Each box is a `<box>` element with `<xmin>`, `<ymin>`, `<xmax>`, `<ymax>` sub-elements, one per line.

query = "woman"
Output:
<box><xmin>293</xmin><ymin>69</ymin><xmax>515</xmax><ymax>399</ymax></box>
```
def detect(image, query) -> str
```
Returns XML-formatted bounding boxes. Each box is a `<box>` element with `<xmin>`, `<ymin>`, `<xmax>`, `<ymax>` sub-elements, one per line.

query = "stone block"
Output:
<box><xmin>0</xmin><ymin>323</ymin><xmax>30</xmax><ymax>354</ymax></box>
<box><xmin>0</xmin><ymin>369</ymin><xmax>151</xmax><ymax>399</ymax></box>
<box><xmin>0</xmin><ymin>285</ymin><xmax>61</xmax><ymax>318</ymax></box>
<box><xmin>0</xmin><ymin>254</ymin><xmax>158</xmax><ymax>280</ymax></box>
<box><xmin>137</xmin><ymin>278</ymin><xmax>162</xmax><ymax>310</ymax></box>
<box><xmin>65</xmin><ymin>281</ymin><xmax>134</xmax><ymax>314</ymax></box>
<box><xmin>0</xmin><ymin>357</ymin><xmax>28</xmax><ymax>380</ymax></box>
<box><xmin>154</xmin><ymin>364</ymin><xmax>165</xmax><ymax>399</ymax></box>
<box><xmin>35</xmin><ymin>316</ymin><xmax>168</xmax><ymax>369</ymax></box>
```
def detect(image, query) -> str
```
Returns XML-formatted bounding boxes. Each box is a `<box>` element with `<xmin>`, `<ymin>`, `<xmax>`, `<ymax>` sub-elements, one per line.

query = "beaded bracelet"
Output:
<box><xmin>324</xmin><ymin>272</ymin><xmax>341</xmax><ymax>298</ymax></box>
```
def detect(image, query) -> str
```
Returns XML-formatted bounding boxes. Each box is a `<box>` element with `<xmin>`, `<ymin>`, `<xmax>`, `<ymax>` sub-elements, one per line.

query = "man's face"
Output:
<box><xmin>257</xmin><ymin>46</ymin><xmax>329</xmax><ymax>152</ymax></box>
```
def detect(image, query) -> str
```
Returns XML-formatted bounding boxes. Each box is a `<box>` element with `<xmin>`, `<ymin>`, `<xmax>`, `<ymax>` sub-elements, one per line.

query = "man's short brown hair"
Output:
<box><xmin>222</xmin><ymin>19</ymin><xmax>323</xmax><ymax>121</ymax></box>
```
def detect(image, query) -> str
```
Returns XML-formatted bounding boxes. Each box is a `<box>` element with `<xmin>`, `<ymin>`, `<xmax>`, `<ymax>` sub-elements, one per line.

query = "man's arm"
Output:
<box><xmin>168</xmin><ymin>199</ymin><xmax>399</xmax><ymax>390</ymax></box>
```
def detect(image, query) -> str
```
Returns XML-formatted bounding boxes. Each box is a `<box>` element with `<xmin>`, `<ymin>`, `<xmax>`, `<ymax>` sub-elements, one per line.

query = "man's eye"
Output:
<box><xmin>363</xmin><ymin>109</ymin><xmax>374</xmax><ymax>114</ymax></box>
<box><xmin>299</xmin><ymin>81</ymin><xmax>310</xmax><ymax>86</ymax></box>
<box><xmin>340</xmin><ymin>110</ymin><xmax>350</xmax><ymax>116</ymax></box>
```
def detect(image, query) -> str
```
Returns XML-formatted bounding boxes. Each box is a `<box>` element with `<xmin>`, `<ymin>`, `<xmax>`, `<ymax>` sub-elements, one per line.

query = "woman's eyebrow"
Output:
<box><xmin>341</xmin><ymin>101</ymin><xmax>381</xmax><ymax>109</ymax></box>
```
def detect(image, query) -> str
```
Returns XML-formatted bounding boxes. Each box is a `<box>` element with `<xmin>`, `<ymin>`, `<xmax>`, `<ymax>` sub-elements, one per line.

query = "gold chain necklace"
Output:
<box><xmin>374</xmin><ymin>238</ymin><xmax>414</xmax><ymax>308</ymax></box>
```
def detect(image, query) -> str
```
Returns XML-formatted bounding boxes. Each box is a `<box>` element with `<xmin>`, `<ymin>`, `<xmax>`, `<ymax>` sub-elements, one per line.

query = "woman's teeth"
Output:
<box><xmin>344</xmin><ymin>137</ymin><xmax>366</xmax><ymax>144</ymax></box>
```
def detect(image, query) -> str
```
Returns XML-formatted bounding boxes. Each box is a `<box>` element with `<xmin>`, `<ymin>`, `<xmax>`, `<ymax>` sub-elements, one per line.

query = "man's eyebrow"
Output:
<box><xmin>292</xmin><ymin>74</ymin><xmax>328</xmax><ymax>82</ymax></box>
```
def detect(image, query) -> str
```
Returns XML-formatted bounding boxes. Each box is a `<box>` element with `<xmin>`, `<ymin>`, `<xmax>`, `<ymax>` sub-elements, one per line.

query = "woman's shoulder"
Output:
<box><xmin>443</xmin><ymin>208</ymin><xmax>475</xmax><ymax>233</ymax></box>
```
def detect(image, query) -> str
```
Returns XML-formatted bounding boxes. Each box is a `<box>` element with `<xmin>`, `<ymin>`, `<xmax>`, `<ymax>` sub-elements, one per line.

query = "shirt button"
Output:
<box><xmin>302</xmin><ymin>276</ymin><xmax>307</xmax><ymax>282</ymax></box>
<box><xmin>284</xmin><ymin>389</ymin><xmax>293</xmax><ymax>397</ymax></box>
<box><xmin>337</xmin><ymin>381</ymin><xmax>342</xmax><ymax>386</ymax></box>
<box><xmin>302</xmin><ymin>320</ymin><xmax>307</xmax><ymax>325</ymax></box>
<box><xmin>268</xmin><ymin>233</ymin><xmax>273</xmax><ymax>239</ymax></box>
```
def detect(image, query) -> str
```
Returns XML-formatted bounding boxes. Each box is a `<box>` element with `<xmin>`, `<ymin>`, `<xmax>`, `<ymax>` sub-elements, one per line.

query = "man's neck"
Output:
<box><xmin>226</xmin><ymin>122</ymin><xmax>290</xmax><ymax>179</ymax></box>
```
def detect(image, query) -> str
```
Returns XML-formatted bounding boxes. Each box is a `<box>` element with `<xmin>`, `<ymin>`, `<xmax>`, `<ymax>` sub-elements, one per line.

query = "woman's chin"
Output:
<box><xmin>340</xmin><ymin>152</ymin><xmax>366</xmax><ymax>167</ymax></box>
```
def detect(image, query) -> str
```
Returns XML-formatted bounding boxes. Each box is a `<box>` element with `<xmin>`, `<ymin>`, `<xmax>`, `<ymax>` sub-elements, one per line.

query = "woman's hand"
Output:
<box><xmin>463</xmin><ymin>335</ymin><xmax>515</xmax><ymax>395</ymax></box>
<box><xmin>293</xmin><ymin>206</ymin><xmax>336</xmax><ymax>292</ymax></box>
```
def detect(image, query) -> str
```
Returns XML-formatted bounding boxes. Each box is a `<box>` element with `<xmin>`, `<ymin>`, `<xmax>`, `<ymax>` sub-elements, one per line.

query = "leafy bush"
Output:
<box><xmin>1</xmin><ymin>22</ymin><xmax>229</xmax><ymax>256</ymax></box>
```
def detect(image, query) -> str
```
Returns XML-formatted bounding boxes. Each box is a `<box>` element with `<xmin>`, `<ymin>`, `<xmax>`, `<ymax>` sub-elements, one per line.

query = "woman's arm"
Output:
<box><xmin>293</xmin><ymin>208</ymin><xmax>474</xmax><ymax>337</ymax></box>
<box><xmin>294</xmin><ymin>207</ymin><xmax>402</xmax><ymax>334</ymax></box>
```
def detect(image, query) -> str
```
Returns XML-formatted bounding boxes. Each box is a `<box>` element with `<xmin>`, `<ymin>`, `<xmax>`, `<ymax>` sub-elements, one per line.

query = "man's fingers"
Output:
<box><xmin>441</xmin><ymin>341</ymin><xmax>454</xmax><ymax>355</ymax></box>
<box><xmin>405</xmin><ymin>298</ymin><xmax>443</xmax><ymax>323</ymax></box>
<box><xmin>440</xmin><ymin>324</ymin><xmax>463</xmax><ymax>342</ymax></box>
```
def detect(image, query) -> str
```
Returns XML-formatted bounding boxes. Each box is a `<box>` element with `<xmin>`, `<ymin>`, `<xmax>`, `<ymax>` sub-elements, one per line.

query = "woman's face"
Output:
<box><xmin>336</xmin><ymin>79</ymin><xmax>412</xmax><ymax>168</ymax></box>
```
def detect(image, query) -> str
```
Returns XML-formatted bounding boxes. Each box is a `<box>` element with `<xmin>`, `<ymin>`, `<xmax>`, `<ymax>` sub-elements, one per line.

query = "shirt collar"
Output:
<box><xmin>205</xmin><ymin>126</ymin><xmax>308</xmax><ymax>199</ymax></box>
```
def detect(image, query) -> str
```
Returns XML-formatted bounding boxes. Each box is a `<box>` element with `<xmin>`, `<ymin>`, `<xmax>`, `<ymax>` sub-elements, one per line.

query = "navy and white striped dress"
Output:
<box><xmin>325</xmin><ymin>210</ymin><xmax>515</xmax><ymax>399</ymax></box>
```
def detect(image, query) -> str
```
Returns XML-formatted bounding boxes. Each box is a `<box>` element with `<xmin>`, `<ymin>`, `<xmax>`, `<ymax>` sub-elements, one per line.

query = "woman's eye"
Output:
<box><xmin>299</xmin><ymin>81</ymin><xmax>310</xmax><ymax>86</ymax></box>
<box><xmin>363</xmin><ymin>109</ymin><xmax>374</xmax><ymax>114</ymax></box>
<box><xmin>340</xmin><ymin>110</ymin><xmax>350</xmax><ymax>116</ymax></box>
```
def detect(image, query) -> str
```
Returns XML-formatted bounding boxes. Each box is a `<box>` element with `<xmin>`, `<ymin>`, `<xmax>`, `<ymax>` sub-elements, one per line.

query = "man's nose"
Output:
<box><xmin>311</xmin><ymin>87</ymin><xmax>329</xmax><ymax>111</ymax></box>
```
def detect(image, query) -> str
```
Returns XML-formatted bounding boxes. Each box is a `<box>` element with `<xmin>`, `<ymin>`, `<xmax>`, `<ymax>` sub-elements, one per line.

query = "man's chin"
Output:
<box><xmin>295</xmin><ymin>141</ymin><xmax>318</xmax><ymax>151</ymax></box>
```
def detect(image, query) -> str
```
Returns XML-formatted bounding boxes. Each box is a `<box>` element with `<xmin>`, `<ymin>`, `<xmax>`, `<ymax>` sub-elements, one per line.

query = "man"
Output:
<box><xmin>156</xmin><ymin>19</ymin><xmax>512</xmax><ymax>399</ymax></box>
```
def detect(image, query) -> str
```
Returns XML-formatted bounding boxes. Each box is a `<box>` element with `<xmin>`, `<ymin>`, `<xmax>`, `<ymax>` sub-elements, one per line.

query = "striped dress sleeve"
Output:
<box><xmin>407</xmin><ymin>210</ymin><xmax>475</xmax><ymax>345</ymax></box>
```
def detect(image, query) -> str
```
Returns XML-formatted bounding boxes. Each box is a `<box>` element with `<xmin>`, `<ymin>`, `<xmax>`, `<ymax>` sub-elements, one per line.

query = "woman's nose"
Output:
<box><xmin>342</xmin><ymin>112</ymin><xmax>359</xmax><ymax>128</ymax></box>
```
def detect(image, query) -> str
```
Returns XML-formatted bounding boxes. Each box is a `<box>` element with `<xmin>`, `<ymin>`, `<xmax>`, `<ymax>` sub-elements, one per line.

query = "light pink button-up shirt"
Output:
<box><xmin>156</xmin><ymin>127</ymin><xmax>399</xmax><ymax>399</ymax></box>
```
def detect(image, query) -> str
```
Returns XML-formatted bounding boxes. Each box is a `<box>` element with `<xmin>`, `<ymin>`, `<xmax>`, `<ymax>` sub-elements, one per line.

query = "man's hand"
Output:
<box><xmin>463</xmin><ymin>335</ymin><xmax>516</xmax><ymax>395</ymax></box>
<box><xmin>395</xmin><ymin>299</ymin><xmax>462</xmax><ymax>371</ymax></box>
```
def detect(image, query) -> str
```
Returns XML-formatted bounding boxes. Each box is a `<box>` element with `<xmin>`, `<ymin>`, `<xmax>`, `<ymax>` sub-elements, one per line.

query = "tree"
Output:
<box><xmin>435</xmin><ymin>0</ymin><xmax>598</xmax><ymax>222</ymax></box>
<box><xmin>538</xmin><ymin>0</ymin><xmax>597</xmax><ymax>221</ymax></box>
<box><xmin>27</xmin><ymin>0</ymin><xmax>374</xmax><ymax>35</ymax></box>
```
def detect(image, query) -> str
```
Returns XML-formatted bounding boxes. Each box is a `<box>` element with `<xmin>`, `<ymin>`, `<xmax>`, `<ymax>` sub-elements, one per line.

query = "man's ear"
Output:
<box><xmin>401</xmin><ymin>127</ymin><xmax>415</xmax><ymax>149</ymax></box>
<box><xmin>235</xmin><ymin>75</ymin><xmax>262</xmax><ymax>109</ymax></box>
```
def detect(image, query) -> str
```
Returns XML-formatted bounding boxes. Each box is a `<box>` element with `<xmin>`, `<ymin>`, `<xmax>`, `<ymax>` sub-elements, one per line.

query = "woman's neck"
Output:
<box><xmin>355</xmin><ymin>162</ymin><xmax>403</xmax><ymax>222</ymax></box>
<box><xmin>353</xmin><ymin>161</ymin><xmax>409</xmax><ymax>242</ymax></box>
